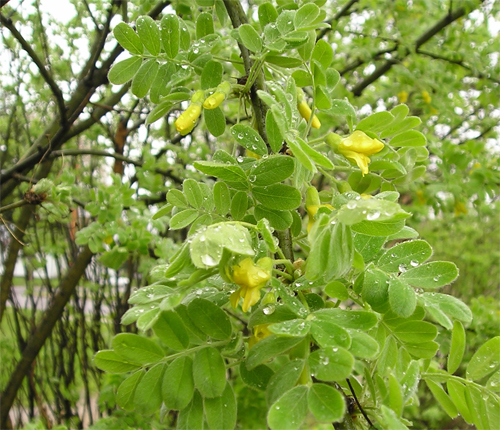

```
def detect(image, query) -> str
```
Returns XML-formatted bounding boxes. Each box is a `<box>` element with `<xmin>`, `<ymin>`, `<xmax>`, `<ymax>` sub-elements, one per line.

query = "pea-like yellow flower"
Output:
<box><xmin>229</xmin><ymin>257</ymin><xmax>272</xmax><ymax>312</ymax></box>
<box><xmin>248</xmin><ymin>324</ymin><xmax>272</xmax><ymax>348</ymax></box>
<box><xmin>203</xmin><ymin>82</ymin><xmax>231</xmax><ymax>110</ymax></box>
<box><xmin>203</xmin><ymin>92</ymin><xmax>225</xmax><ymax>109</ymax></box>
<box><xmin>338</xmin><ymin>130</ymin><xmax>384</xmax><ymax>176</ymax></box>
<box><xmin>422</xmin><ymin>90</ymin><xmax>432</xmax><ymax>104</ymax></box>
<box><xmin>175</xmin><ymin>103</ymin><xmax>201</xmax><ymax>135</ymax></box>
<box><xmin>398</xmin><ymin>91</ymin><xmax>408</xmax><ymax>104</ymax></box>
<box><xmin>297</xmin><ymin>88</ymin><xmax>321</xmax><ymax>129</ymax></box>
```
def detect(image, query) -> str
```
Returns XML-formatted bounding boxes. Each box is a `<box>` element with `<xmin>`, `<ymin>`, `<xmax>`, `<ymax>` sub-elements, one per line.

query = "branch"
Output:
<box><xmin>223</xmin><ymin>0</ymin><xmax>269</xmax><ymax>146</ymax></box>
<box><xmin>0</xmin><ymin>12</ymin><xmax>67</xmax><ymax>124</ymax></box>
<box><xmin>0</xmin><ymin>246</ymin><xmax>94</xmax><ymax>429</ymax></box>
<box><xmin>0</xmin><ymin>199</ymin><xmax>28</xmax><ymax>214</ymax></box>
<box><xmin>417</xmin><ymin>49</ymin><xmax>499</xmax><ymax>84</ymax></box>
<box><xmin>350</xmin><ymin>5</ymin><xmax>473</xmax><ymax>96</ymax></box>
<box><xmin>48</xmin><ymin>149</ymin><xmax>182</xmax><ymax>183</ymax></box>
<box><xmin>317</xmin><ymin>0</ymin><xmax>359</xmax><ymax>40</ymax></box>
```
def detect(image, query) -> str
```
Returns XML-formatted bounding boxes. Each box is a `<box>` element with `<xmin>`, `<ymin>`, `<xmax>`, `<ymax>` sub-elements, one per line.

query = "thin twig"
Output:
<box><xmin>346</xmin><ymin>378</ymin><xmax>374</xmax><ymax>427</ymax></box>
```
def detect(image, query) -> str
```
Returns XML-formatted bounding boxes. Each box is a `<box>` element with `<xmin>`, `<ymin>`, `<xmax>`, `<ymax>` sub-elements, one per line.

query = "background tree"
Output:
<box><xmin>0</xmin><ymin>0</ymin><xmax>498</xmax><ymax>429</ymax></box>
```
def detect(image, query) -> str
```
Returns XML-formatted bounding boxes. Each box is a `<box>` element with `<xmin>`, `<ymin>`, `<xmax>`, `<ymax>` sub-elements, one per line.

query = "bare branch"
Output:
<box><xmin>0</xmin><ymin>12</ymin><xmax>67</xmax><ymax>124</ymax></box>
<box><xmin>317</xmin><ymin>0</ymin><xmax>360</xmax><ymax>40</ymax></box>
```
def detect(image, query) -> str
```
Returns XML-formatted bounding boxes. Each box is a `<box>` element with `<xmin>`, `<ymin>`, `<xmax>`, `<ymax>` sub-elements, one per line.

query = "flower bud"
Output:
<box><xmin>296</xmin><ymin>88</ymin><xmax>321</xmax><ymax>129</ymax></box>
<box><xmin>175</xmin><ymin>103</ymin><xmax>202</xmax><ymax>135</ymax></box>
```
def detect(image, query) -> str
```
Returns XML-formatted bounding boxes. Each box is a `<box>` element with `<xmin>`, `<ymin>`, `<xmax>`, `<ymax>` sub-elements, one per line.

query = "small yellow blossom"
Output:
<box><xmin>229</xmin><ymin>257</ymin><xmax>272</xmax><ymax>312</ymax></box>
<box><xmin>203</xmin><ymin>92</ymin><xmax>225</xmax><ymax>109</ymax></box>
<box><xmin>398</xmin><ymin>91</ymin><xmax>408</xmax><ymax>104</ymax></box>
<box><xmin>422</xmin><ymin>91</ymin><xmax>432</xmax><ymax>104</ymax></box>
<box><xmin>338</xmin><ymin>130</ymin><xmax>384</xmax><ymax>176</ymax></box>
<box><xmin>297</xmin><ymin>88</ymin><xmax>321</xmax><ymax>129</ymax></box>
<box><xmin>175</xmin><ymin>103</ymin><xmax>201</xmax><ymax>135</ymax></box>
<box><xmin>416</xmin><ymin>190</ymin><xmax>426</xmax><ymax>205</ymax></box>
<box><xmin>248</xmin><ymin>324</ymin><xmax>272</xmax><ymax>348</ymax></box>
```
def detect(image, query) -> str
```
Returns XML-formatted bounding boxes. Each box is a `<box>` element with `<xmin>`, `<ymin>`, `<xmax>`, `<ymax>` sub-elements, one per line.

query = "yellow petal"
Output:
<box><xmin>340</xmin><ymin>149</ymin><xmax>371</xmax><ymax>176</ymax></box>
<box><xmin>203</xmin><ymin>92</ymin><xmax>225</xmax><ymax>109</ymax></box>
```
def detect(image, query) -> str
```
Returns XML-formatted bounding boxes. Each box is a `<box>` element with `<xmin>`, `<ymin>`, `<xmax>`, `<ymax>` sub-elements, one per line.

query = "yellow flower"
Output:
<box><xmin>175</xmin><ymin>103</ymin><xmax>202</xmax><ymax>135</ymax></box>
<box><xmin>454</xmin><ymin>201</ymin><xmax>468</xmax><ymax>216</ymax></box>
<box><xmin>398</xmin><ymin>91</ymin><xmax>408</xmax><ymax>104</ymax></box>
<box><xmin>248</xmin><ymin>324</ymin><xmax>272</xmax><ymax>348</ymax></box>
<box><xmin>306</xmin><ymin>204</ymin><xmax>334</xmax><ymax>233</ymax></box>
<box><xmin>297</xmin><ymin>88</ymin><xmax>321</xmax><ymax>129</ymax></box>
<box><xmin>338</xmin><ymin>130</ymin><xmax>384</xmax><ymax>176</ymax></box>
<box><xmin>229</xmin><ymin>257</ymin><xmax>272</xmax><ymax>312</ymax></box>
<box><xmin>297</xmin><ymin>100</ymin><xmax>321</xmax><ymax>129</ymax></box>
<box><xmin>203</xmin><ymin>92</ymin><xmax>225</xmax><ymax>109</ymax></box>
<box><xmin>422</xmin><ymin>91</ymin><xmax>432</xmax><ymax>104</ymax></box>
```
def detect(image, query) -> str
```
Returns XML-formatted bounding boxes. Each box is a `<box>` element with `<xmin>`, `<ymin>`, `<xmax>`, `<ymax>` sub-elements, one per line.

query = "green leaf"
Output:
<box><xmin>108</xmin><ymin>56</ymin><xmax>142</xmax><ymax>85</ymax></box>
<box><xmin>162</xmin><ymin>356</ymin><xmax>194</xmax><ymax>410</ymax></box>
<box><xmin>266</xmin><ymin>110</ymin><xmax>284</xmax><ymax>153</ymax></box>
<box><xmin>114</xmin><ymin>22</ymin><xmax>143</xmax><ymax>55</ymax></box>
<box><xmin>183</xmin><ymin>179</ymin><xmax>203</xmax><ymax>209</ymax></box>
<box><xmin>250</xmin><ymin>156</ymin><xmax>295</xmax><ymax>186</ymax></box>
<box><xmin>194</xmin><ymin>161</ymin><xmax>248</xmax><ymax>183</ymax></box>
<box><xmin>324</xmin><ymin>281</ymin><xmax>349</xmax><ymax>301</ymax></box>
<box><xmin>356</xmin><ymin>111</ymin><xmax>394</xmax><ymax>134</ymax></box>
<box><xmin>258</xmin><ymin>3</ymin><xmax>278</xmax><ymax>27</ymax></box>
<box><xmin>448</xmin><ymin>321</ymin><xmax>466</xmax><ymax>374</ymax></box>
<box><xmin>352</xmin><ymin>219</ymin><xmax>406</xmax><ymax>237</ymax></box>
<box><xmin>196</xmin><ymin>12</ymin><xmax>214</xmax><ymax>39</ymax></box>
<box><xmin>307</xmin><ymin>383</ymin><xmax>345</xmax><ymax>422</ymax></box>
<box><xmin>419</xmin><ymin>292</ymin><xmax>472</xmax><ymax>325</ymax></box>
<box><xmin>394</xmin><ymin>321</ymin><xmax>437</xmax><ymax>343</ymax></box>
<box><xmin>230</xmin><ymin>191</ymin><xmax>248</xmax><ymax>221</ymax></box>
<box><xmin>204</xmin><ymin>383</ymin><xmax>237</xmax><ymax>430</ymax></box>
<box><xmin>112</xmin><ymin>333</ymin><xmax>164</xmax><ymax>365</ymax></box>
<box><xmin>246</xmin><ymin>335</ymin><xmax>304</xmax><ymax>370</ymax></box>
<box><xmin>378</xmin><ymin>336</ymin><xmax>397</xmax><ymax>376</ymax></box>
<box><xmin>213</xmin><ymin>182</ymin><xmax>231</xmax><ymax>215</ymax></box>
<box><xmin>266</xmin><ymin>359</ymin><xmax>305</xmax><ymax>406</ymax></box>
<box><xmin>292</xmin><ymin>70</ymin><xmax>312</xmax><ymax>87</ymax></box>
<box><xmin>347</xmin><ymin>330</ymin><xmax>379</xmax><ymax>358</ymax></box>
<box><xmin>269</xmin><ymin>319</ymin><xmax>311</xmax><ymax>337</ymax></box>
<box><xmin>387</xmin><ymin>373</ymin><xmax>403</xmax><ymax>416</ymax></box>
<box><xmin>230</xmin><ymin>124</ymin><xmax>268</xmax><ymax>156</ymax></box>
<box><xmin>486</xmin><ymin>369</ymin><xmax>500</xmax><ymax>392</ymax></box>
<box><xmin>380</xmin><ymin>405</ymin><xmax>409</xmax><ymax>430</ymax></box>
<box><xmin>153</xmin><ymin>311</ymin><xmax>189</xmax><ymax>350</ymax></box>
<box><xmin>400</xmin><ymin>261</ymin><xmax>459</xmax><ymax>288</ymax></box>
<box><xmin>467</xmin><ymin>336</ymin><xmax>500</xmax><ymax>381</ymax></box>
<box><xmin>294</xmin><ymin>3</ymin><xmax>320</xmax><ymax>29</ymax></box>
<box><xmin>296</xmin><ymin>136</ymin><xmax>334</xmax><ymax>169</ymax></box>
<box><xmin>313</xmin><ymin>308</ymin><xmax>378</xmax><ymax>330</ymax></box>
<box><xmin>254</xmin><ymin>205</ymin><xmax>293</xmax><ymax>231</ymax></box>
<box><xmin>310</xmin><ymin>319</ymin><xmax>351</xmax><ymax>349</ymax></box>
<box><xmin>161</xmin><ymin>15</ymin><xmax>180</xmax><ymax>59</ymax></box>
<box><xmin>93</xmin><ymin>350</ymin><xmax>140</xmax><ymax>373</ymax></box>
<box><xmin>265</xmin><ymin>55</ymin><xmax>303</xmax><ymax>68</ymax></box>
<box><xmin>252</xmin><ymin>184</ymin><xmax>301</xmax><ymax>210</ymax></box>
<box><xmin>240</xmin><ymin>363</ymin><xmax>274</xmax><ymax>391</ymax></box>
<box><xmin>146</xmin><ymin>100</ymin><xmax>173</xmax><ymax>125</ymax></box>
<box><xmin>388</xmin><ymin>277</ymin><xmax>416</xmax><ymax>318</ymax></box>
<box><xmin>447</xmin><ymin>380</ymin><xmax>474</xmax><ymax>424</ymax></box>
<box><xmin>311</xmin><ymin>39</ymin><xmax>333</xmax><ymax>69</ymax></box>
<box><xmin>426</xmin><ymin>380</ymin><xmax>458</xmax><ymax>418</ymax></box>
<box><xmin>131</xmin><ymin>59</ymin><xmax>159</xmax><ymax>98</ymax></box>
<box><xmin>377</xmin><ymin>240</ymin><xmax>433</xmax><ymax>272</ymax></box>
<box><xmin>117</xmin><ymin>370</ymin><xmax>145</xmax><ymax>410</ymax></box>
<box><xmin>137</xmin><ymin>16</ymin><xmax>160</xmax><ymax>56</ymax></box>
<box><xmin>390</xmin><ymin>130</ymin><xmax>426</xmax><ymax>147</ymax></box>
<box><xmin>286</xmin><ymin>137</ymin><xmax>315</xmax><ymax>172</ymax></box>
<box><xmin>134</xmin><ymin>363</ymin><xmax>166</xmax><ymax>415</ymax></box>
<box><xmin>362</xmin><ymin>267</ymin><xmax>390</xmax><ymax>313</ymax></box>
<box><xmin>239</xmin><ymin>24</ymin><xmax>262</xmax><ymax>52</ymax></box>
<box><xmin>308</xmin><ymin>347</ymin><xmax>354</xmax><ymax>381</ymax></box>
<box><xmin>205</xmin><ymin>107</ymin><xmax>226</xmax><ymax>137</ymax></box>
<box><xmin>193</xmin><ymin>347</ymin><xmax>226</xmax><ymax>398</ymax></box>
<box><xmin>248</xmin><ymin>302</ymin><xmax>298</xmax><ymax>329</ymax></box>
<box><xmin>187</xmin><ymin>298</ymin><xmax>232</xmax><ymax>340</ymax></box>
<box><xmin>401</xmin><ymin>360</ymin><xmax>420</xmax><ymax>400</ymax></box>
<box><xmin>169</xmin><ymin>208</ymin><xmax>199</xmax><ymax>230</ymax></box>
<box><xmin>177</xmin><ymin>390</ymin><xmax>204</xmax><ymax>430</ymax></box>
<box><xmin>268</xmin><ymin>386</ymin><xmax>308</xmax><ymax>430</ymax></box>
<box><xmin>404</xmin><ymin>341</ymin><xmax>439</xmax><ymax>359</ymax></box>
<box><xmin>201</xmin><ymin>60</ymin><xmax>223</xmax><ymax>89</ymax></box>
